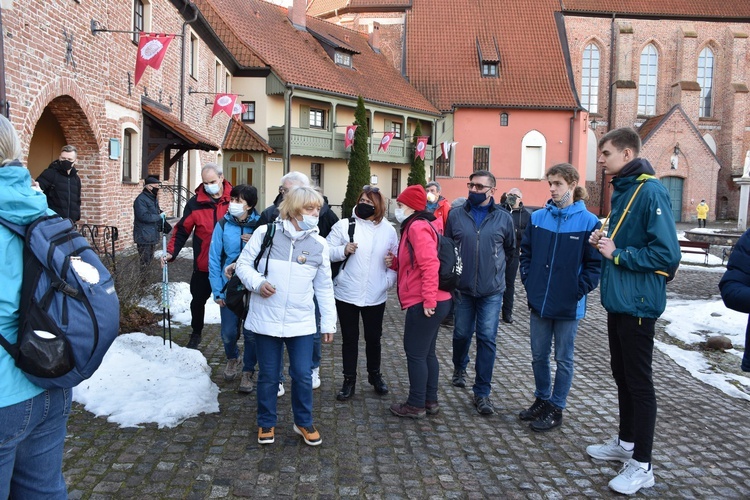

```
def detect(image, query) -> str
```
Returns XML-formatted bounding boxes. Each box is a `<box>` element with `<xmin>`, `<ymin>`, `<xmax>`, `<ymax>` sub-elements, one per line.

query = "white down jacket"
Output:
<box><xmin>326</xmin><ymin>213</ymin><xmax>398</xmax><ymax>307</ymax></box>
<box><xmin>235</xmin><ymin>219</ymin><xmax>336</xmax><ymax>337</ymax></box>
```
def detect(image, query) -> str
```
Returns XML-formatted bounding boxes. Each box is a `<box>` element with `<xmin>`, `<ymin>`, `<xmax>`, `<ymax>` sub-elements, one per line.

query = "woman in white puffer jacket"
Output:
<box><xmin>327</xmin><ymin>185</ymin><xmax>398</xmax><ymax>401</ymax></box>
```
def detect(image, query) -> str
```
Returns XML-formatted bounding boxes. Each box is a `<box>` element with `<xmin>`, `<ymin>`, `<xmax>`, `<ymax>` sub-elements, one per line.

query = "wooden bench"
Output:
<box><xmin>679</xmin><ymin>240</ymin><xmax>710</xmax><ymax>265</ymax></box>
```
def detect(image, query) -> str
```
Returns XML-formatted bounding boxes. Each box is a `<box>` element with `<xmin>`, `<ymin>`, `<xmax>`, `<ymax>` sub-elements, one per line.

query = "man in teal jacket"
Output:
<box><xmin>587</xmin><ymin>127</ymin><xmax>680</xmax><ymax>495</ymax></box>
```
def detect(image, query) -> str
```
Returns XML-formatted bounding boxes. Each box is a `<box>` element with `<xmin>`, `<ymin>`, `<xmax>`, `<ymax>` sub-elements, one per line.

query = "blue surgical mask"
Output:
<box><xmin>204</xmin><ymin>183</ymin><xmax>220</xmax><ymax>195</ymax></box>
<box><xmin>468</xmin><ymin>191</ymin><xmax>488</xmax><ymax>206</ymax></box>
<box><xmin>297</xmin><ymin>214</ymin><xmax>319</xmax><ymax>230</ymax></box>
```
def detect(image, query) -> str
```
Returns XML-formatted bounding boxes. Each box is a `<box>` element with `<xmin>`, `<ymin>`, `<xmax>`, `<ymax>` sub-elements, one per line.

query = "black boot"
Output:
<box><xmin>368</xmin><ymin>371</ymin><xmax>389</xmax><ymax>395</ymax></box>
<box><xmin>336</xmin><ymin>375</ymin><xmax>356</xmax><ymax>401</ymax></box>
<box><xmin>186</xmin><ymin>333</ymin><xmax>201</xmax><ymax>349</ymax></box>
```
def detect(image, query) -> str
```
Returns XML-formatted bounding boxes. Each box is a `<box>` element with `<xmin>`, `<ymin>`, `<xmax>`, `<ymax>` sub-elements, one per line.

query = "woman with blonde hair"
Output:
<box><xmin>235</xmin><ymin>186</ymin><xmax>336</xmax><ymax>446</ymax></box>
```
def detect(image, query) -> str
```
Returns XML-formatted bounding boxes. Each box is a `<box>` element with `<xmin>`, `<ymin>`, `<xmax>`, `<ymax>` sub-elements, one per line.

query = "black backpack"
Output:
<box><xmin>222</xmin><ymin>222</ymin><xmax>276</xmax><ymax>319</ymax></box>
<box><xmin>330</xmin><ymin>217</ymin><xmax>355</xmax><ymax>280</ymax></box>
<box><xmin>406</xmin><ymin>221</ymin><xmax>462</xmax><ymax>292</ymax></box>
<box><xmin>0</xmin><ymin>215</ymin><xmax>120</xmax><ymax>388</ymax></box>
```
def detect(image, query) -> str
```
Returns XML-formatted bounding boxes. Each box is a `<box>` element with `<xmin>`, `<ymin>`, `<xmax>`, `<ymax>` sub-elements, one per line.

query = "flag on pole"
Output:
<box><xmin>345</xmin><ymin>125</ymin><xmax>358</xmax><ymax>149</ymax></box>
<box><xmin>212</xmin><ymin>94</ymin><xmax>238</xmax><ymax>118</ymax></box>
<box><xmin>134</xmin><ymin>33</ymin><xmax>175</xmax><ymax>86</ymax></box>
<box><xmin>378</xmin><ymin>132</ymin><xmax>396</xmax><ymax>152</ymax></box>
<box><xmin>232</xmin><ymin>102</ymin><xmax>248</xmax><ymax>116</ymax></box>
<box><xmin>415</xmin><ymin>136</ymin><xmax>428</xmax><ymax>160</ymax></box>
<box><xmin>440</xmin><ymin>141</ymin><xmax>458</xmax><ymax>160</ymax></box>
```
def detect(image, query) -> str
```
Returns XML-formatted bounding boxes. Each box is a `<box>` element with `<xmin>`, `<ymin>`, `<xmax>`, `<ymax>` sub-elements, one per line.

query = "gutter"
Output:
<box><xmin>284</xmin><ymin>84</ymin><xmax>294</xmax><ymax>174</ymax></box>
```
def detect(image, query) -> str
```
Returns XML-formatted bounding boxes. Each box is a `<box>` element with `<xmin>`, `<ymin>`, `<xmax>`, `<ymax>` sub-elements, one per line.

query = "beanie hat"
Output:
<box><xmin>145</xmin><ymin>175</ymin><xmax>160</xmax><ymax>185</ymax></box>
<box><xmin>397</xmin><ymin>184</ymin><xmax>427</xmax><ymax>211</ymax></box>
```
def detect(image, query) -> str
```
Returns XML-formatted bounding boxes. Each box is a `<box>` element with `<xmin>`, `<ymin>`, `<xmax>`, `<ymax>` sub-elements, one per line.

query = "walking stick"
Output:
<box><xmin>161</xmin><ymin>214</ymin><xmax>173</xmax><ymax>348</ymax></box>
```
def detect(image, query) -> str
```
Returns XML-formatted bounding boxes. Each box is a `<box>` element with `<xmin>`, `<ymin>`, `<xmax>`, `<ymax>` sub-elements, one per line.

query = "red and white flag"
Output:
<box><xmin>344</xmin><ymin>125</ymin><xmax>358</xmax><ymax>149</ymax></box>
<box><xmin>134</xmin><ymin>33</ymin><xmax>175</xmax><ymax>86</ymax></box>
<box><xmin>415</xmin><ymin>136</ymin><xmax>429</xmax><ymax>160</ymax></box>
<box><xmin>232</xmin><ymin>102</ymin><xmax>248</xmax><ymax>116</ymax></box>
<box><xmin>440</xmin><ymin>141</ymin><xmax>458</xmax><ymax>160</ymax></box>
<box><xmin>378</xmin><ymin>132</ymin><xmax>396</xmax><ymax>152</ymax></box>
<box><xmin>212</xmin><ymin>94</ymin><xmax>238</xmax><ymax>118</ymax></box>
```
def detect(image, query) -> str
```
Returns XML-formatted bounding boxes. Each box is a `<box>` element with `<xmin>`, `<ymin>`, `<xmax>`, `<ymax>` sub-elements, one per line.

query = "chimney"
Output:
<box><xmin>369</xmin><ymin>22</ymin><xmax>381</xmax><ymax>53</ymax></box>
<box><xmin>289</xmin><ymin>0</ymin><xmax>307</xmax><ymax>31</ymax></box>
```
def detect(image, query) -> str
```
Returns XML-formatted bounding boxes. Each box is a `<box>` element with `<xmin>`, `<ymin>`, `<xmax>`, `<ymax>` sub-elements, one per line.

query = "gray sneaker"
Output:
<box><xmin>586</xmin><ymin>436</ymin><xmax>634</xmax><ymax>462</ymax></box>
<box><xmin>238</xmin><ymin>371</ymin><xmax>255</xmax><ymax>393</ymax></box>
<box><xmin>223</xmin><ymin>358</ymin><xmax>242</xmax><ymax>381</ymax></box>
<box><xmin>608</xmin><ymin>459</ymin><xmax>655</xmax><ymax>495</ymax></box>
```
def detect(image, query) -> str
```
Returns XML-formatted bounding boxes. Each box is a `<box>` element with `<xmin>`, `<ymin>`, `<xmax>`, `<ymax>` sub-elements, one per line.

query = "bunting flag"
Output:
<box><xmin>134</xmin><ymin>33</ymin><xmax>175</xmax><ymax>86</ymax></box>
<box><xmin>440</xmin><ymin>141</ymin><xmax>458</xmax><ymax>160</ymax></box>
<box><xmin>378</xmin><ymin>132</ymin><xmax>396</xmax><ymax>152</ymax></box>
<box><xmin>212</xmin><ymin>94</ymin><xmax>238</xmax><ymax>118</ymax></box>
<box><xmin>345</xmin><ymin>125</ymin><xmax>358</xmax><ymax>149</ymax></box>
<box><xmin>415</xmin><ymin>136</ymin><xmax>429</xmax><ymax>160</ymax></box>
<box><xmin>232</xmin><ymin>102</ymin><xmax>248</xmax><ymax>116</ymax></box>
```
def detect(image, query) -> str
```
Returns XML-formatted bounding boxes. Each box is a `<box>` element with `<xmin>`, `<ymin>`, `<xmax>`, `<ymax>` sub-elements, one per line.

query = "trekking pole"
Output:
<box><xmin>161</xmin><ymin>214</ymin><xmax>172</xmax><ymax>348</ymax></box>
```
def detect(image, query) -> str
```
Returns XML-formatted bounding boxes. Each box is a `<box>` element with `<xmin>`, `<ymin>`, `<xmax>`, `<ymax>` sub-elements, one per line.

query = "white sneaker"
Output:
<box><xmin>277</xmin><ymin>382</ymin><xmax>285</xmax><ymax>397</ymax></box>
<box><xmin>311</xmin><ymin>367</ymin><xmax>321</xmax><ymax>389</ymax></box>
<box><xmin>586</xmin><ymin>436</ymin><xmax>634</xmax><ymax>462</ymax></box>
<box><xmin>608</xmin><ymin>459</ymin><xmax>655</xmax><ymax>495</ymax></box>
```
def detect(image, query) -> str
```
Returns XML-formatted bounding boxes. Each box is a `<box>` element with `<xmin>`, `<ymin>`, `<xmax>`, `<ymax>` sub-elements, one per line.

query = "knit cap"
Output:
<box><xmin>396</xmin><ymin>184</ymin><xmax>427</xmax><ymax>211</ymax></box>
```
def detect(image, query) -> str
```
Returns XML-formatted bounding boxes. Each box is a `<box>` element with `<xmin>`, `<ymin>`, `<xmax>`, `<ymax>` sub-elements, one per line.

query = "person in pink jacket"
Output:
<box><xmin>387</xmin><ymin>184</ymin><xmax>452</xmax><ymax>418</ymax></box>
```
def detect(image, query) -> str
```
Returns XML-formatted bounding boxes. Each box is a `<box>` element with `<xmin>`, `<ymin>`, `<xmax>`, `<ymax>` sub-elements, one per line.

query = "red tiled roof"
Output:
<box><xmin>142</xmin><ymin>103</ymin><xmax>219</xmax><ymax>150</ymax></box>
<box><xmin>559</xmin><ymin>0</ymin><xmax>750</xmax><ymax>18</ymax></box>
<box><xmin>223</xmin><ymin>117</ymin><xmax>275</xmax><ymax>153</ymax></box>
<box><xmin>202</xmin><ymin>0</ymin><xmax>439</xmax><ymax>115</ymax></box>
<box><xmin>405</xmin><ymin>0</ymin><xmax>578</xmax><ymax>112</ymax></box>
<box><xmin>307</xmin><ymin>0</ymin><xmax>411</xmax><ymax>17</ymax></box>
<box><xmin>637</xmin><ymin>113</ymin><xmax>667</xmax><ymax>140</ymax></box>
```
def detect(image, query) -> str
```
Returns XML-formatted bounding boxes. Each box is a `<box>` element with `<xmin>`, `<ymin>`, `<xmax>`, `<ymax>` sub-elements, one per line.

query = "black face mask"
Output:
<box><xmin>150</xmin><ymin>187</ymin><xmax>159</xmax><ymax>196</ymax></box>
<box><xmin>355</xmin><ymin>203</ymin><xmax>376</xmax><ymax>219</ymax></box>
<box><xmin>59</xmin><ymin>160</ymin><xmax>74</xmax><ymax>170</ymax></box>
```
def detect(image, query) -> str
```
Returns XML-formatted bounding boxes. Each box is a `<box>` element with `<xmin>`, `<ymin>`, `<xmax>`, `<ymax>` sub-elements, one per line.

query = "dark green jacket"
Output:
<box><xmin>600</xmin><ymin>160</ymin><xmax>681</xmax><ymax>318</ymax></box>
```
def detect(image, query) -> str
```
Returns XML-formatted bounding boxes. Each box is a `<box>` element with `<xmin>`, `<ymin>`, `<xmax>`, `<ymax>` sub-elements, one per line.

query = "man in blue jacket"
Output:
<box><xmin>587</xmin><ymin>127</ymin><xmax>681</xmax><ymax>495</ymax></box>
<box><xmin>445</xmin><ymin>170</ymin><xmax>515</xmax><ymax>415</ymax></box>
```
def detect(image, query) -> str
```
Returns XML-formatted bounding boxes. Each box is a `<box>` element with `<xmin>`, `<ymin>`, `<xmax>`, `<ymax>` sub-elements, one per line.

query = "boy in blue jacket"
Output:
<box><xmin>587</xmin><ymin>127</ymin><xmax>681</xmax><ymax>495</ymax></box>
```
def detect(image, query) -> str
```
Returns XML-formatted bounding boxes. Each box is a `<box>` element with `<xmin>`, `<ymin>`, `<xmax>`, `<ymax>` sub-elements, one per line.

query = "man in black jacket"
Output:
<box><xmin>133</xmin><ymin>175</ymin><xmax>168</xmax><ymax>266</ymax></box>
<box><xmin>36</xmin><ymin>145</ymin><xmax>82</xmax><ymax>222</ymax></box>
<box><xmin>500</xmin><ymin>188</ymin><xmax>531</xmax><ymax>324</ymax></box>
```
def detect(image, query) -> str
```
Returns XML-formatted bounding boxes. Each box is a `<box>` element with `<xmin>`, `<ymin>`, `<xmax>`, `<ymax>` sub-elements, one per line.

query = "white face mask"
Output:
<box><xmin>297</xmin><ymin>214</ymin><xmax>319</xmax><ymax>230</ymax></box>
<box><xmin>395</xmin><ymin>208</ymin><xmax>408</xmax><ymax>223</ymax></box>
<box><xmin>229</xmin><ymin>202</ymin><xmax>246</xmax><ymax>217</ymax></box>
<box><xmin>204</xmin><ymin>183</ymin><xmax>220</xmax><ymax>195</ymax></box>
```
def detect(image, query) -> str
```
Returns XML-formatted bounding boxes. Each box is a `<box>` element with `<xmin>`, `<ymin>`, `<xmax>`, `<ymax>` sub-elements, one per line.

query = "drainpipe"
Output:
<box><xmin>599</xmin><ymin>12</ymin><xmax>617</xmax><ymax>216</ymax></box>
<box><xmin>176</xmin><ymin>1</ymin><xmax>198</xmax><ymax>216</ymax></box>
<box><xmin>0</xmin><ymin>7</ymin><xmax>7</xmax><ymax>118</ymax></box>
<box><xmin>284</xmin><ymin>84</ymin><xmax>294</xmax><ymax>174</ymax></box>
<box><xmin>568</xmin><ymin>108</ymin><xmax>577</xmax><ymax>164</ymax></box>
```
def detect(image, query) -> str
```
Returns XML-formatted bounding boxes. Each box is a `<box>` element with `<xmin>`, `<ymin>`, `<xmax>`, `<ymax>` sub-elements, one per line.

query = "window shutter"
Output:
<box><xmin>300</xmin><ymin>105</ymin><xmax>310</xmax><ymax>129</ymax></box>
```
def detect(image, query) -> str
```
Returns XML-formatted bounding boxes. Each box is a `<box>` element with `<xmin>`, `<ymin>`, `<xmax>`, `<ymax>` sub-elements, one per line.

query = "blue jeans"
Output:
<box><xmin>255</xmin><ymin>333</ymin><xmax>314</xmax><ymax>428</ymax></box>
<box><xmin>0</xmin><ymin>388</ymin><xmax>71</xmax><ymax>499</ymax></box>
<box><xmin>219</xmin><ymin>307</ymin><xmax>258</xmax><ymax>373</ymax></box>
<box><xmin>529</xmin><ymin>310</ymin><xmax>579</xmax><ymax>409</ymax></box>
<box><xmin>280</xmin><ymin>298</ymin><xmax>321</xmax><ymax>379</ymax></box>
<box><xmin>452</xmin><ymin>291</ymin><xmax>503</xmax><ymax>397</ymax></box>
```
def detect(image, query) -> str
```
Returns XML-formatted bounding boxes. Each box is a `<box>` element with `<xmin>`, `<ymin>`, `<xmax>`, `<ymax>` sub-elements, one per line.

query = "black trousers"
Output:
<box><xmin>336</xmin><ymin>300</ymin><xmax>386</xmax><ymax>377</ymax></box>
<box><xmin>137</xmin><ymin>243</ymin><xmax>155</xmax><ymax>266</ymax></box>
<box><xmin>607</xmin><ymin>312</ymin><xmax>657</xmax><ymax>463</ymax></box>
<box><xmin>190</xmin><ymin>270</ymin><xmax>212</xmax><ymax>336</ymax></box>
<box><xmin>502</xmin><ymin>252</ymin><xmax>520</xmax><ymax>317</ymax></box>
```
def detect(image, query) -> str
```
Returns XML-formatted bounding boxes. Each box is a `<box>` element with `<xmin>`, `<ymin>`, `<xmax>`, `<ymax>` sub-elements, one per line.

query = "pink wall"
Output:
<box><xmin>436</xmin><ymin>108</ymin><xmax>588</xmax><ymax>209</ymax></box>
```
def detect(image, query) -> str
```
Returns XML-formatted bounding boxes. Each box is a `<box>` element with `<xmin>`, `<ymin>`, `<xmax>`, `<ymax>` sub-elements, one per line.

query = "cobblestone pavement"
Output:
<box><xmin>63</xmin><ymin>260</ymin><xmax>750</xmax><ymax>498</ymax></box>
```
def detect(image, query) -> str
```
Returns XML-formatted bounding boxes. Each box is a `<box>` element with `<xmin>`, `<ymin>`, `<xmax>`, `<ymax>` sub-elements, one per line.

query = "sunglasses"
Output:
<box><xmin>363</xmin><ymin>185</ymin><xmax>380</xmax><ymax>194</ymax></box>
<box><xmin>467</xmin><ymin>182</ymin><xmax>493</xmax><ymax>191</ymax></box>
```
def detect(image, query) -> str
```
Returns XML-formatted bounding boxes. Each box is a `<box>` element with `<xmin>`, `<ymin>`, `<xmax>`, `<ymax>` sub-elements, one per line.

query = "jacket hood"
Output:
<box><xmin>0</xmin><ymin>166</ymin><xmax>49</xmax><ymax>224</ymax></box>
<box><xmin>616</xmin><ymin>158</ymin><xmax>655</xmax><ymax>178</ymax></box>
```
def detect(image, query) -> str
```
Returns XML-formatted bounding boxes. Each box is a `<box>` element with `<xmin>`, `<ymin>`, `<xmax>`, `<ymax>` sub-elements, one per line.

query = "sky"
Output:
<box><xmin>71</xmin><ymin>233</ymin><xmax>750</xmax><ymax>428</ymax></box>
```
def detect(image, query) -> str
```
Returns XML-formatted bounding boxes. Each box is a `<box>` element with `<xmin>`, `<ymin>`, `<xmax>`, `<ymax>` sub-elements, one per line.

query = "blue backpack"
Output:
<box><xmin>0</xmin><ymin>215</ymin><xmax>120</xmax><ymax>388</ymax></box>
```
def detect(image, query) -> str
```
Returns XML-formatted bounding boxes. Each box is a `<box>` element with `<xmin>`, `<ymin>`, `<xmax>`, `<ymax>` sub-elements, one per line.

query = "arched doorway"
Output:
<box><xmin>660</xmin><ymin>176</ymin><xmax>684</xmax><ymax>222</ymax></box>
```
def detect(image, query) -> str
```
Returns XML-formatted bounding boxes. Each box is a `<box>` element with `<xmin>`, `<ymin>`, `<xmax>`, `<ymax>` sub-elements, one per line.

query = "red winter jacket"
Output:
<box><xmin>167</xmin><ymin>180</ymin><xmax>231</xmax><ymax>272</ymax></box>
<box><xmin>392</xmin><ymin>216</ymin><xmax>452</xmax><ymax>309</ymax></box>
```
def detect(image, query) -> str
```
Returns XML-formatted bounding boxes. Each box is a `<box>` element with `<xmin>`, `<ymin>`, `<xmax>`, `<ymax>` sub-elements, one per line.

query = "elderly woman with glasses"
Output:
<box><xmin>327</xmin><ymin>185</ymin><xmax>398</xmax><ymax>401</ymax></box>
<box><xmin>235</xmin><ymin>186</ymin><xmax>336</xmax><ymax>447</ymax></box>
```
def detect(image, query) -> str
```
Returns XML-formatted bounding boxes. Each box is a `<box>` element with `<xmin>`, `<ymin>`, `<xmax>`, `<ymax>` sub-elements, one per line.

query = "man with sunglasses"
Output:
<box><xmin>444</xmin><ymin>170</ymin><xmax>515</xmax><ymax>415</ymax></box>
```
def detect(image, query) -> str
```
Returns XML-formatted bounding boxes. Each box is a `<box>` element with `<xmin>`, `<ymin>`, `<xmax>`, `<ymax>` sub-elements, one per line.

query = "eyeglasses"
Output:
<box><xmin>363</xmin><ymin>185</ymin><xmax>380</xmax><ymax>194</ymax></box>
<box><xmin>467</xmin><ymin>182</ymin><xmax>493</xmax><ymax>191</ymax></box>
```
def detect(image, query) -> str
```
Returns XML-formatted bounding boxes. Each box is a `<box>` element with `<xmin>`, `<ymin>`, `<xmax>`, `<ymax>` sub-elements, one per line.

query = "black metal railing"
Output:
<box><xmin>79</xmin><ymin>224</ymin><xmax>119</xmax><ymax>270</ymax></box>
<box><xmin>162</xmin><ymin>183</ymin><xmax>193</xmax><ymax>218</ymax></box>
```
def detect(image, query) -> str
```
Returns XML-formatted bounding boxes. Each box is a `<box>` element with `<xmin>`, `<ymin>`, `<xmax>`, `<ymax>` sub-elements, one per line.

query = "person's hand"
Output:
<box><xmin>344</xmin><ymin>242</ymin><xmax>358</xmax><ymax>256</ymax></box>
<box><xmin>322</xmin><ymin>333</ymin><xmax>334</xmax><ymax>343</ymax></box>
<box><xmin>215</xmin><ymin>298</ymin><xmax>225</xmax><ymax>307</ymax></box>
<box><xmin>224</xmin><ymin>262</ymin><xmax>236</xmax><ymax>279</ymax></box>
<box><xmin>424</xmin><ymin>307</ymin><xmax>435</xmax><ymax>317</ymax></box>
<box><xmin>161</xmin><ymin>253</ymin><xmax>172</xmax><ymax>268</ymax></box>
<box><xmin>241</xmin><ymin>233</ymin><xmax>251</xmax><ymax>242</ymax></box>
<box><xmin>597</xmin><ymin>237</ymin><xmax>616</xmax><ymax>260</ymax></box>
<box><xmin>589</xmin><ymin>230</ymin><xmax>603</xmax><ymax>248</ymax></box>
<box><xmin>384</xmin><ymin>251</ymin><xmax>394</xmax><ymax>267</ymax></box>
<box><xmin>259</xmin><ymin>280</ymin><xmax>276</xmax><ymax>298</ymax></box>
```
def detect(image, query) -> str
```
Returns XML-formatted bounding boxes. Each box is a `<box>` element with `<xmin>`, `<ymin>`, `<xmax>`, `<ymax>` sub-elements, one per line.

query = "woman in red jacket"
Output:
<box><xmin>387</xmin><ymin>185</ymin><xmax>452</xmax><ymax>418</ymax></box>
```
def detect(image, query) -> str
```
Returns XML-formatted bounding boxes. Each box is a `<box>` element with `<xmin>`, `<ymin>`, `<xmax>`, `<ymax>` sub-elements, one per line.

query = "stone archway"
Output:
<box><xmin>27</xmin><ymin>95</ymin><xmax>100</xmax><ymax>223</ymax></box>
